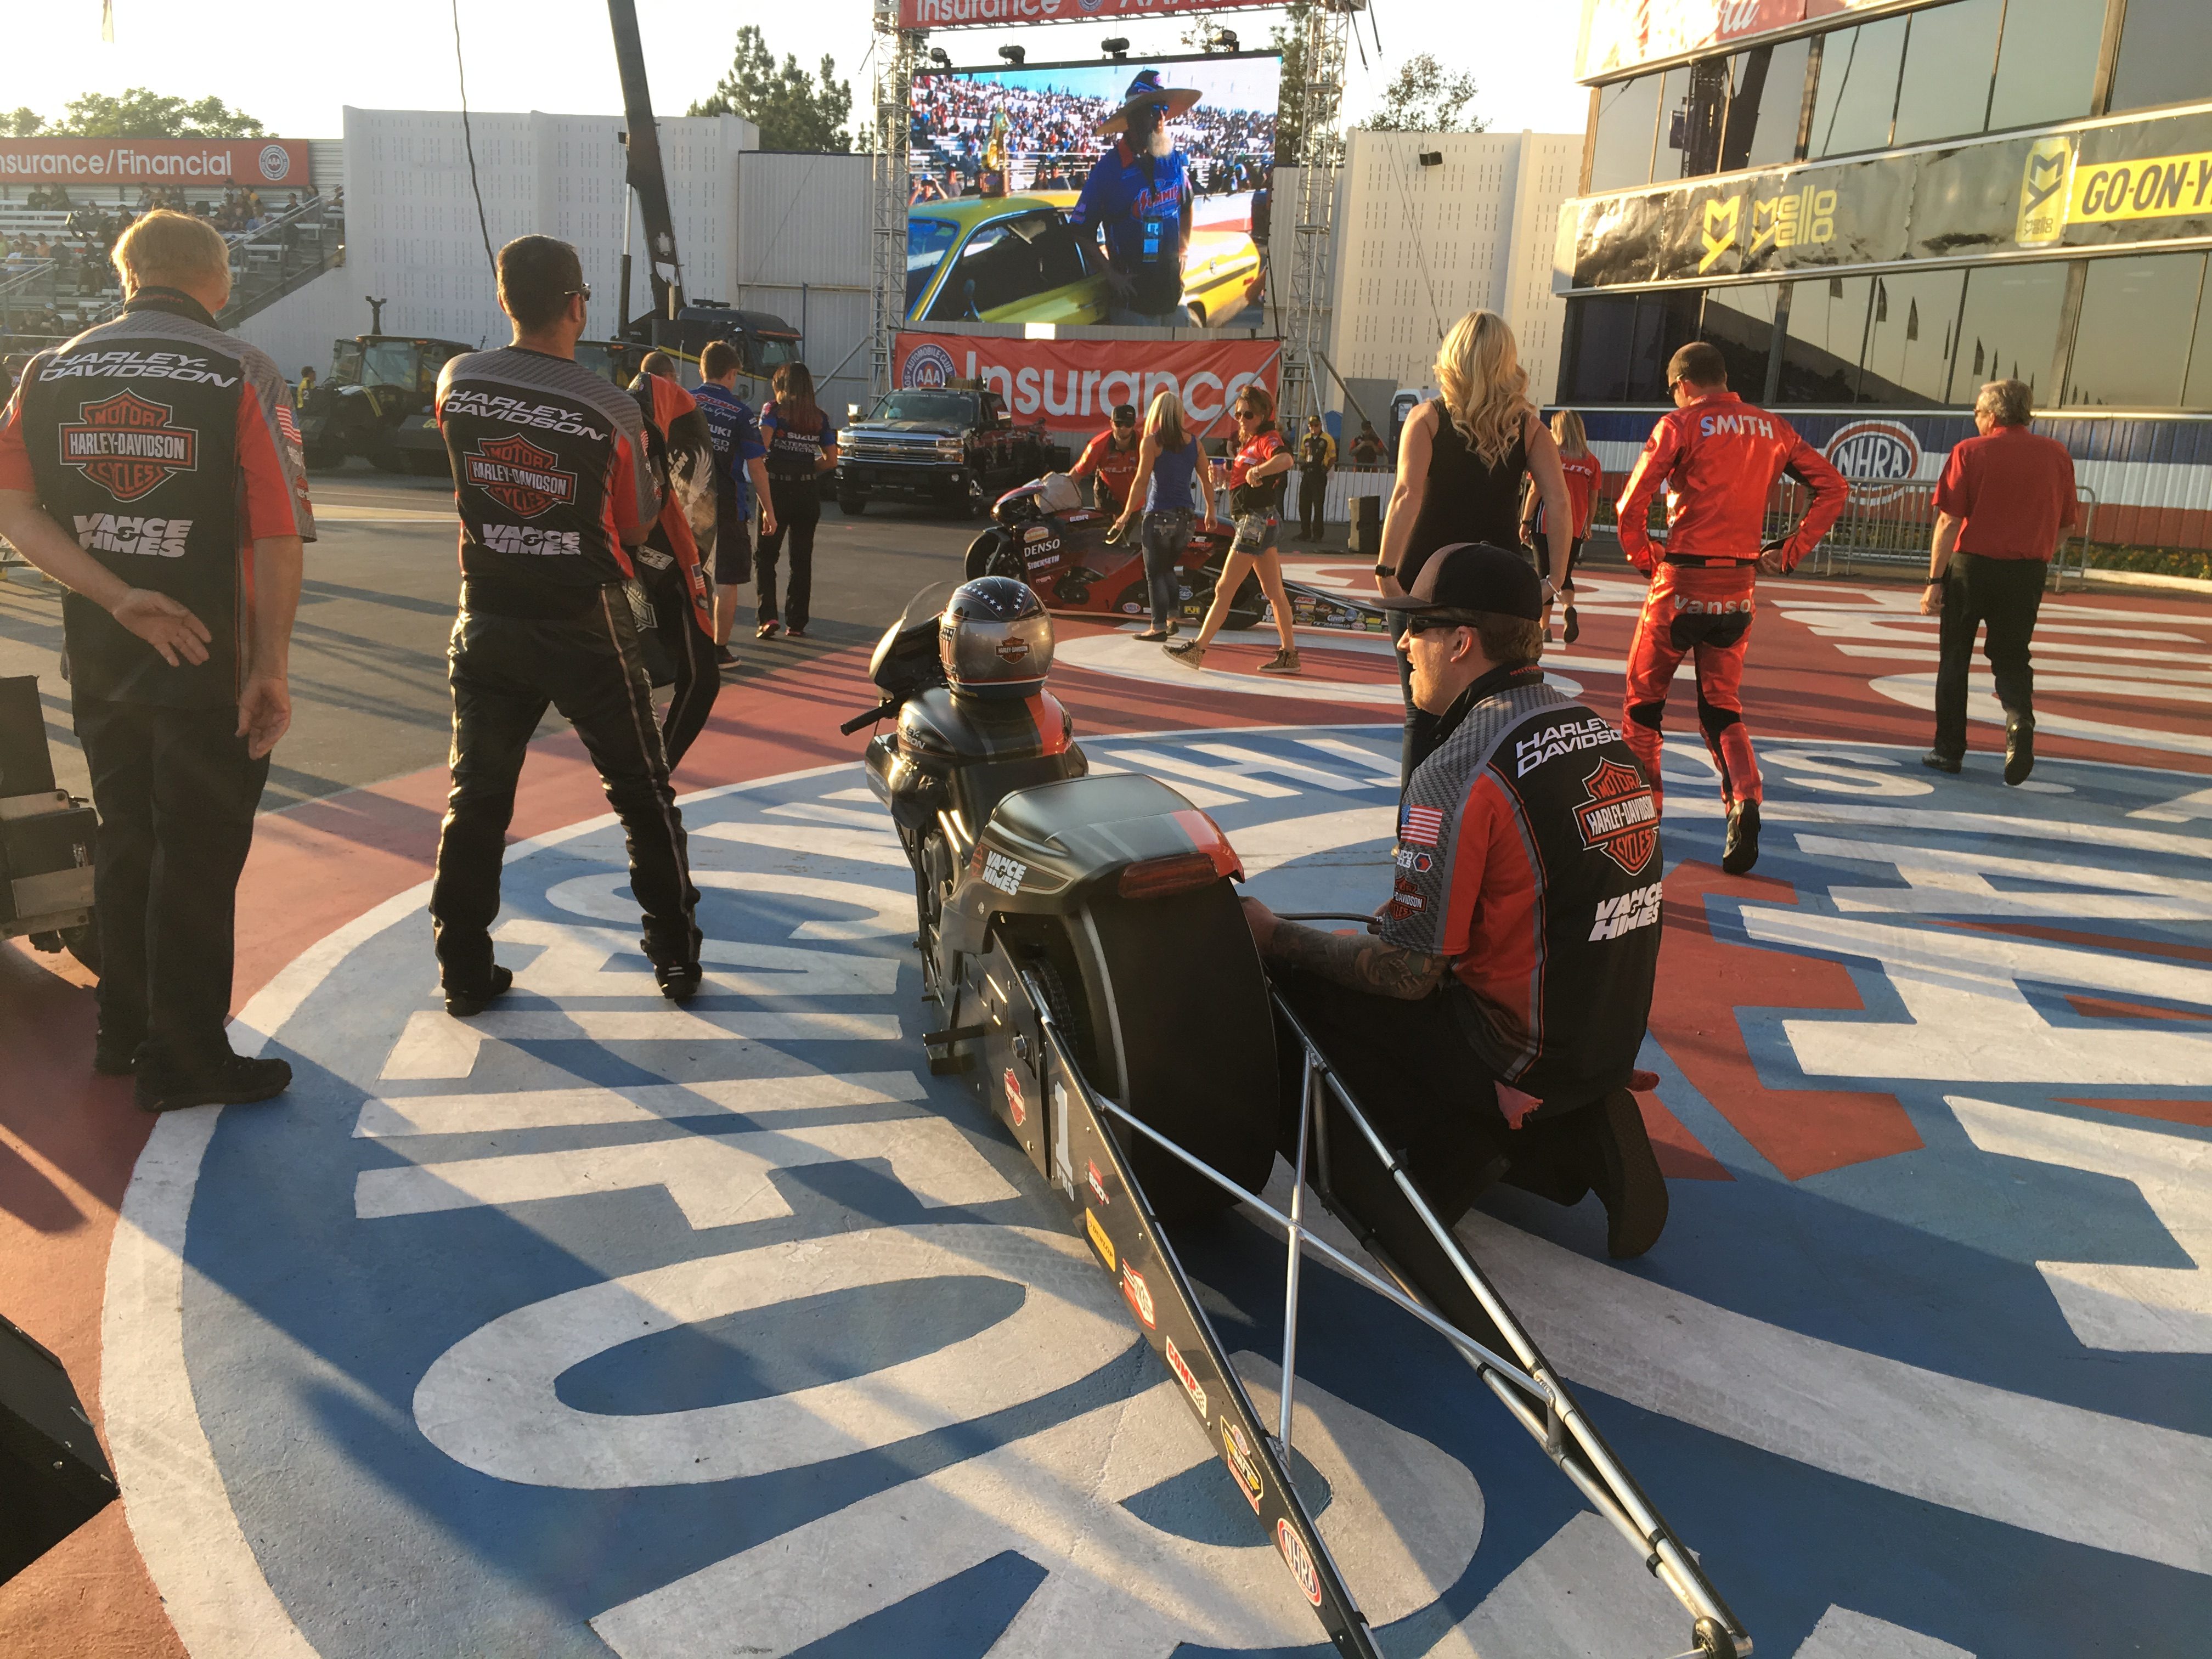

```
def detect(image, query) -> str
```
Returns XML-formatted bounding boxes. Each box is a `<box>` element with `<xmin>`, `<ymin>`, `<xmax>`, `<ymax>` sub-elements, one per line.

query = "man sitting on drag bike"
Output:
<box><xmin>1241</xmin><ymin>543</ymin><xmax>1671</xmax><ymax>1259</ymax></box>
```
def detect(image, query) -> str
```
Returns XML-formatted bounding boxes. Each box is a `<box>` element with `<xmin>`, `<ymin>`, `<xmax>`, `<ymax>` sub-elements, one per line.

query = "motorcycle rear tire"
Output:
<box><xmin>1224</xmin><ymin>573</ymin><xmax>1266</xmax><ymax>633</ymax></box>
<box><xmin>1056</xmin><ymin>881</ymin><xmax>1277</xmax><ymax>1219</ymax></box>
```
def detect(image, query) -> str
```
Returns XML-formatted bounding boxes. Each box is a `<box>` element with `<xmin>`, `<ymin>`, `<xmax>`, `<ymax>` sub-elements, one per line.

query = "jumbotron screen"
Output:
<box><xmin>907</xmin><ymin>52</ymin><xmax>1281</xmax><ymax>333</ymax></box>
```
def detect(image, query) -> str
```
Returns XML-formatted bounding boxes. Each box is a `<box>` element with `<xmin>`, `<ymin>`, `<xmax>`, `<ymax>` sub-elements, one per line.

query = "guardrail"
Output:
<box><xmin>1592</xmin><ymin>476</ymin><xmax>2100</xmax><ymax>592</ymax></box>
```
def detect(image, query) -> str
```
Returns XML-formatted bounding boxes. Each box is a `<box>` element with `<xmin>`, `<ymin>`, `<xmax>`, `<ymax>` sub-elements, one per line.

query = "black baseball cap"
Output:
<box><xmin>1379</xmin><ymin>541</ymin><xmax>1544</xmax><ymax>620</ymax></box>
<box><xmin>1111</xmin><ymin>403</ymin><xmax>1137</xmax><ymax>423</ymax></box>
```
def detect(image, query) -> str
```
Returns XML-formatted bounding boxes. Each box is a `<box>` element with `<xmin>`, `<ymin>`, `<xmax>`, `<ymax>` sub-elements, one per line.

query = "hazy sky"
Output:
<box><xmin>1</xmin><ymin>1</ymin><xmax>1589</xmax><ymax>140</ymax></box>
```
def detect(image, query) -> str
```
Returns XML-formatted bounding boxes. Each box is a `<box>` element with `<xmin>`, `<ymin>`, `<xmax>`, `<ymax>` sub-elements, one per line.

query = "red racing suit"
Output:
<box><xmin>1612</xmin><ymin>392</ymin><xmax>1847</xmax><ymax>810</ymax></box>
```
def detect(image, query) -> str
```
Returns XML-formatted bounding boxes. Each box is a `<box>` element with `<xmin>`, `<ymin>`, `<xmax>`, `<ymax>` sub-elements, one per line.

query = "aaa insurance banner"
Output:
<box><xmin>893</xmin><ymin>331</ymin><xmax>1280</xmax><ymax>439</ymax></box>
<box><xmin>899</xmin><ymin>0</ymin><xmax>1282</xmax><ymax>29</ymax></box>
<box><xmin>0</xmin><ymin>137</ymin><xmax>311</xmax><ymax>188</ymax></box>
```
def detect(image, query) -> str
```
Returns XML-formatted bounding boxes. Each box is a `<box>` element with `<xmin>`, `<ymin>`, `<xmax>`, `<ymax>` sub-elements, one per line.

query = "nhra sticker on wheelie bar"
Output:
<box><xmin>1277</xmin><ymin>1519</ymin><xmax>1324</xmax><ymax>1606</ymax></box>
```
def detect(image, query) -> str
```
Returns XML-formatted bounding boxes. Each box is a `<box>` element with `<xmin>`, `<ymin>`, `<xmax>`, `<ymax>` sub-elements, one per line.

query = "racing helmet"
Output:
<box><xmin>939</xmin><ymin>577</ymin><xmax>1054</xmax><ymax>701</ymax></box>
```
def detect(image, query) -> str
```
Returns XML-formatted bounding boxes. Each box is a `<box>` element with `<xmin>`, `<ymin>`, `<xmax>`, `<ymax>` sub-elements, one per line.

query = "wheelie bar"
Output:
<box><xmin>1267</xmin><ymin>992</ymin><xmax>1755</xmax><ymax>1659</ymax></box>
<box><xmin>1012</xmin><ymin>966</ymin><xmax>1386</xmax><ymax>1658</ymax></box>
<box><xmin>985</xmin><ymin>952</ymin><xmax>1751</xmax><ymax>1657</ymax></box>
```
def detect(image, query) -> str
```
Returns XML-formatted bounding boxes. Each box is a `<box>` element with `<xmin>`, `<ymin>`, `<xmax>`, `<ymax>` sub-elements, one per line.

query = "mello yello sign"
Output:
<box><xmin>0</xmin><ymin>138</ymin><xmax>311</xmax><ymax>189</ymax></box>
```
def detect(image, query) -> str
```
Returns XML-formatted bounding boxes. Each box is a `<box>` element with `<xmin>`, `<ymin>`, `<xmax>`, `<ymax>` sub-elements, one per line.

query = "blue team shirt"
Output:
<box><xmin>692</xmin><ymin>381</ymin><xmax>766</xmax><ymax>517</ymax></box>
<box><xmin>1071</xmin><ymin>139</ymin><xmax>1190</xmax><ymax>313</ymax></box>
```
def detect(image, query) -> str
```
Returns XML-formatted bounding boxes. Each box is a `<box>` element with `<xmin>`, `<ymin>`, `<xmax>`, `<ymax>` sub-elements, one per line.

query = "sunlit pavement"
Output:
<box><xmin>4</xmin><ymin>563</ymin><xmax>2209</xmax><ymax>1657</ymax></box>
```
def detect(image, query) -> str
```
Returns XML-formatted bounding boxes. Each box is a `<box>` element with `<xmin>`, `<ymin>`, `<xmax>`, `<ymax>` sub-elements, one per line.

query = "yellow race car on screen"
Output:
<box><xmin>905</xmin><ymin>192</ymin><xmax>1265</xmax><ymax>329</ymax></box>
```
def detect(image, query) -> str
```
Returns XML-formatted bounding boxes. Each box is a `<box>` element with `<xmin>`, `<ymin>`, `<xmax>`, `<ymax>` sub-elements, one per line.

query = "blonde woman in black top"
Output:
<box><xmin>1375</xmin><ymin>310</ymin><xmax>1572</xmax><ymax>781</ymax></box>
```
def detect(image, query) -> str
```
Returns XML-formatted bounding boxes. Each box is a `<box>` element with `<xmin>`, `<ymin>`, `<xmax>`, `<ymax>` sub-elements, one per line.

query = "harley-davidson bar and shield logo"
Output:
<box><xmin>463</xmin><ymin>433</ymin><xmax>577</xmax><ymax>519</ymax></box>
<box><xmin>1573</xmin><ymin>756</ymin><xmax>1659</xmax><ymax>876</ymax></box>
<box><xmin>59</xmin><ymin>391</ymin><xmax>199</xmax><ymax>503</ymax></box>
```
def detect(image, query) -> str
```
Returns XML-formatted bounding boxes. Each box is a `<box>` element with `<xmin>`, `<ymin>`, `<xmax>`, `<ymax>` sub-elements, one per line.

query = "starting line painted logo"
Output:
<box><xmin>124</xmin><ymin>730</ymin><xmax>2212</xmax><ymax>1657</ymax></box>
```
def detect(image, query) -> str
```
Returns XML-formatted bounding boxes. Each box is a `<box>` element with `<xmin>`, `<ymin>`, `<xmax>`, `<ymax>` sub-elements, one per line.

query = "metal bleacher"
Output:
<box><xmin>1</xmin><ymin>193</ymin><xmax>344</xmax><ymax>362</ymax></box>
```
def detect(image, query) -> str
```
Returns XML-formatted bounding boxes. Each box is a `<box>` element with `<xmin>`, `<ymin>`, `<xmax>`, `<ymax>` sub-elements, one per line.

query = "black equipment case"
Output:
<box><xmin>0</xmin><ymin>1313</ymin><xmax>119</xmax><ymax>1584</ymax></box>
<box><xmin>0</xmin><ymin>674</ymin><xmax>97</xmax><ymax>937</ymax></box>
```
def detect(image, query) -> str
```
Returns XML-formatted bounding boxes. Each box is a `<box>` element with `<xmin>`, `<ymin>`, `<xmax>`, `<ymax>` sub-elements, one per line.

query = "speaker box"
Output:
<box><xmin>0</xmin><ymin>675</ymin><xmax>57</xmax><ymax>798</ymax></box>
<box><xmin>1</xmin><ymin>1314</ymin><xmax>119</xmax><ymax>1584</ymax></box>
<box><xmin>1347</xmin><ymin>495</ymin><xmax>1384</xmax><ymax>557</ymax></box>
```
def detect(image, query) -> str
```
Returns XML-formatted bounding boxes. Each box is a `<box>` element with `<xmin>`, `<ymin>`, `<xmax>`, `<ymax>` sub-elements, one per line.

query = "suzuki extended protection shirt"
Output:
<box><xmin>1070</xmin><ymin>138</ymin><xmax>1190</xmax><ymax>317</ymax></box>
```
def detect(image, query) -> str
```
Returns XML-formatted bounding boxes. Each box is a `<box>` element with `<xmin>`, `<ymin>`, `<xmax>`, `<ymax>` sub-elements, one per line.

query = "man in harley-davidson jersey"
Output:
<box><xmin>1241</xmin><ymin>544</ymin><xmax>1671</xmax><ymax>1261</ymax></box>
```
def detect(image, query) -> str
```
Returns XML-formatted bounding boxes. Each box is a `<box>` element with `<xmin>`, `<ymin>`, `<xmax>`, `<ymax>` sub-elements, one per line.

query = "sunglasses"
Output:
<box><xmin>1233</xmin><ymin>407</ymin><xmax>1261</xmax><ymax>419</ymax></box>
<box><xmin>1401</xmin><ymin>614</ymin><xmax>1471</xmax><ymax>637</ymax></box>
<box><xmin>565</xmin><ymin>283</ymin><xmax>592</xmax><ymax>302</ymax></box>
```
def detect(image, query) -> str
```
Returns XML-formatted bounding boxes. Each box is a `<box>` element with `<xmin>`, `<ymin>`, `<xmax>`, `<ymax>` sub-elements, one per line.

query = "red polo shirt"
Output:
<box><xmin>1933</xmin><ymin>425</ymin><xmax>2079</xmax><ymax>561</ymax></box>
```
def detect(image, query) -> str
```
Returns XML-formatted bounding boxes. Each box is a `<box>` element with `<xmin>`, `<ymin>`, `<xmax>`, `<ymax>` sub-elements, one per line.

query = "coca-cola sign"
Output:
<box><xmin>892</xmin><ymin>330</ymin><xmax>1280</xmax><ymax>438</ymax></box>
<box><xmin>898</xmin><ymin>0</ymin><xmax>1282</xmax><ymax>30</ymax></box>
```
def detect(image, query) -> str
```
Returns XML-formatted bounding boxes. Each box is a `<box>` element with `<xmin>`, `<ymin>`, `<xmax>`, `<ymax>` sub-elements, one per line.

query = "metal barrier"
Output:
<box><xmin>1598</xmin><ymin>476</ymin><xmax>2101</xmax><ymax>590</ymax></box>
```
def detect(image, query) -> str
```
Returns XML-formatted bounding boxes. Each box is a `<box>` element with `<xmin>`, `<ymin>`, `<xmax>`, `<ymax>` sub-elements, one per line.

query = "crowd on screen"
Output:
<box><xmin>909</xmin><ymin>75</ymin><xmax>1273</xmax><ymax>202</ymax></box>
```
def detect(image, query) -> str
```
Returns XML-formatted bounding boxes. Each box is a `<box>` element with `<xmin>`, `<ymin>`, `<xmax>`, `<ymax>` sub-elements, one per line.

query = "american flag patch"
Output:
<box><xmin>1400</xmin><ymin>804</ymin><xmax>1444</xmax><ymax>847</ymax></box>
<box><xmin>276</xmin><ymin>402</ymin><xmax>301</xmax><ymax>443</ymax></box>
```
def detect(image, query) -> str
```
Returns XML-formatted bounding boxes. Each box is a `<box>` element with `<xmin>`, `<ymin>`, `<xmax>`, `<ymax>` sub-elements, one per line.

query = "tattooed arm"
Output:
<box><xmin>1240</xmin><ymin>898</ymin><xmax>1448</xmax><ymax>1000</ymax></box>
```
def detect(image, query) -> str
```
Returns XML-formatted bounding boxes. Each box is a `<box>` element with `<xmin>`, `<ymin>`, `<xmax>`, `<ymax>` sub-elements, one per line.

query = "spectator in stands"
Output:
<box><xmin>1921</xmin><ymin>377</ymin><xmax>2078</xmax><ymax>786</ymax></box>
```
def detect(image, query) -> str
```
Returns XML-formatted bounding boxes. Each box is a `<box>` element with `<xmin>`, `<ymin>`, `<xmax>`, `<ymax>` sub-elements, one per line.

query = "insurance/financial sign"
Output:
<box><xmin>0</xmin><ymin>137</ymin><xmax>311</xmax><ymax>188</ymax></box>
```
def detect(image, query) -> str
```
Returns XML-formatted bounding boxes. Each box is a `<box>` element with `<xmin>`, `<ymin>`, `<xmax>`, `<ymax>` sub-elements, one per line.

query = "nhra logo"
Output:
<box><xmin>59</xmin><ymin>391</ymin><xmax>198</xmax><ymax>503</ymax></box>
<box><xmin>1573</xmin><ymin>757</ymin><xmax>1658</xmax><ymax>877</ymax></box>
<box><xmin>1824</xmin><ymin>421</ymin><xmax>1921</xmax><ymax>504</ymax></box>
<box><xmin>901</xmin><ymin>342</ymin><xmax>958</xmax><ymax>390</ymax></box>
<box><xmin>258</xmin><ymin>144</ymin><xmax>290</xmax><ymax>180</ymax></box>
<box><xmin>463</xmin><ymin>433</ymin><xmax>577</xmax><ymax>520</ymax></box>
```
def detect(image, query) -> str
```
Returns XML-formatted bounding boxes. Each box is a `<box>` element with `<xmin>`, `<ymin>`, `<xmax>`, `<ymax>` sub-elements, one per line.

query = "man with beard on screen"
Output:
<box><xmin>1071</xmin><ymin>67</ymin><xmax>1199</xmax><ymax>328</ymax></box>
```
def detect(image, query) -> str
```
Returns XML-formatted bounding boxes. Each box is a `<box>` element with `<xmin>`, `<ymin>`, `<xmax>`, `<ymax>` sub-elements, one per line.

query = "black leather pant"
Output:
<box><xmin>1297</xmin><ymin>468</ymin><xmax>1328</xmax><ymax>539</ymax></box>
<box><xmin>1934</xmin><ymin>552</ymin><xmax>2046</xmax><ymax>758</ymax></box>
<box><xmin>642</xmin><ymin>566</ymin><xmax>719</xmax><ymax>770</ymax></box>
<box><xmin>431</xmin><ymin>588</ymin><xmax>699</xmax><ymax>987</ymax></box>
<box><xmin>72</xmin><ymin>692</ymin><xmax>268</xmax><ymax>1071</ymax></box>
<box><xmin>755</xmin><ymin>476</ymin><xmax>819</xmax><ymax>631</ymax></box>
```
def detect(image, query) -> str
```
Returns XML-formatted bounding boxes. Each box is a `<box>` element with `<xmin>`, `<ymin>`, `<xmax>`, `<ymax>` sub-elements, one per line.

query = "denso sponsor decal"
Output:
<box><xmin>74</xmin><ymin>513</ymin><xmax>191</xmax><ymax>557</ymax></box>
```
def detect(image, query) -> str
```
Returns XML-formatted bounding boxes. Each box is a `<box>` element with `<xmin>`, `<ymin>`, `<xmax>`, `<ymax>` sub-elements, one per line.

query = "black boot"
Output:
<box><xmin>2004</xmin><ymin>713</ymin><xmax>2035</xmax><ymax>786</ymax></box>
<box><xmin>136</xmin><ymin>1053</ymin><xmax>293</xmax><ymax>1115</ymax></box>
<box><xmin>443</xmin><ymin>962</ymin><xmax>514</xmax><ymax>1018</ymax></box>
<box><xmin>1722</xmin><ymin>798</ymin><xmax>1761</xmax><ymax>876</ymax></box>
<box><xmin>1922</xmin><ymin>750</ymin><xmax>1962</xmax><ymax>775</ymax></box>
<box><xmin>655</xmin><ymin>960</ymin><xmax>704</xmax><ymax>1003</ymax></box>
<box><xmin>1589</xmin><ymin>1090</ymin><xmax>1668</xmax><ymax>1260</ymax></box>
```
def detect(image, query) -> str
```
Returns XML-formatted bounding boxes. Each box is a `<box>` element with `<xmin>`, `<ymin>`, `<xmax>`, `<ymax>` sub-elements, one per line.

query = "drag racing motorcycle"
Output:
<box><xmin>843</xmin><ymin>578</ymin><xmax>1756</xmax><ymax>1659</ymax></box>
<box><xmin>964</xmin><ymin>473</ymin><xmax>1396</xmax><ymax>637</ymax></box>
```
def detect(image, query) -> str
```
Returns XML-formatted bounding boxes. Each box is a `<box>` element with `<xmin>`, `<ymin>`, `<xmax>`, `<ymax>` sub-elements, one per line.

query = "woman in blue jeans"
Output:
<box><xmin>1110</xmin><ymin>390</ymin><xmax>1218</xmax><ymax>641</ymax></box>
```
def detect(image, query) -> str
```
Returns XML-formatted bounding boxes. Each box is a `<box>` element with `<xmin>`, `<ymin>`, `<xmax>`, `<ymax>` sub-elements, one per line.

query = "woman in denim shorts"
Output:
<box><xmin>1167</xmin><ymin>383</ymin><xmax>1301</xmax><ymax>674</ymax></box>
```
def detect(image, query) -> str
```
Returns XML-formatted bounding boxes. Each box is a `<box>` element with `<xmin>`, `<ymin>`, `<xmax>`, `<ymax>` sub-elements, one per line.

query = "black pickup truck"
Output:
<box><xmin>836</xmin><ymin>386</ymin><xmax>1059</xmax><ymax>518</ymax></box>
